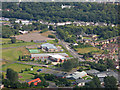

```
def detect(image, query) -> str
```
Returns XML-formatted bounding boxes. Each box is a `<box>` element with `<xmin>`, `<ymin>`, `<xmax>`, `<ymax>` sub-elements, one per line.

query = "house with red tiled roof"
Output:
<box><xmin>28</xmin><ymin>78</ymin><xmax>41</xmax><ymax>86</ymax></box>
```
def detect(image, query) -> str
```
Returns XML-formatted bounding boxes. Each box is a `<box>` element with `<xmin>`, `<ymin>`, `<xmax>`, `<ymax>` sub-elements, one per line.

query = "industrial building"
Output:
<box><xmin>66</xmin><ymin>71</ymin><xmax>87</xmax><ymax>80</ymax></box>
<box><xmin>41</xmin><ymin>43</ymin><xmax>58</xmax><ymax>52</ymax></box>
<box><xmin>48</xmin><ymin>54</ymin><xmax>67</xmax><ymax>62</ymax></box>
<box><xmin>31</xmin><ymin>53</ymin><xmax>69</xmax><ymax>63</ymax></box>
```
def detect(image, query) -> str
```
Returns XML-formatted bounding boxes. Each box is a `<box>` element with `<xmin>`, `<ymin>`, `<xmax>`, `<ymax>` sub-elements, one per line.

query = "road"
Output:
<box><xmin>58</xmin><ymin>39</ymin><xmax>85</xmax><ymax>62</ymax></box>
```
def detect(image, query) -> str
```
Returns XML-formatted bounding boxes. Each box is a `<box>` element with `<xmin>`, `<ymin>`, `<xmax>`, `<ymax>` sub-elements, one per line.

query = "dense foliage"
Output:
<box><xmin>11</xmin><ymin>37</ymin><xmax>16</xmax><ymax>43</ymax></box>
<box><xmin>104</xmin><ymin>76</ymin><xmax>117</xmax><ymax>89</ymax></box>
<box><xmin>2</xmin><ymin>68</ymin><xmax>49</xmax><ymax>89</ymax></box>
<box><xmin>2</xmin><ymin>2</ymin><xmax>118</xmax><ymax>24</ymax></box>
<box><xmin>35</xmin><ymin>73</ymin><xmax>71</xmax><ymax>87</ymax></box>
<box><xmin>62</xmin><ymin>58</ymin><xmax>79</xmax><ymax>71</ymax></box>
<box><xmin>56</xmin><ymin>25</ymin><xmax>119</xmax><ymax>42</ymax></box>
<box><xmin>2</xmin><ymin>25</ymin><xmax>19</xmax><ymax>38</ymax></box>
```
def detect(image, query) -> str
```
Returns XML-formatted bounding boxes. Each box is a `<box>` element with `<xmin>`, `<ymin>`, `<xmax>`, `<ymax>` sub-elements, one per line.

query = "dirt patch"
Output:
<box><xmin>15</xmin><ymin>32</ymin><xmax>54</xmax><ymax>42</ymax></box>
<box><xmin>41</xmin><ymin>31</ymin><xmax>54</xmax><ymax>37</ymax></box>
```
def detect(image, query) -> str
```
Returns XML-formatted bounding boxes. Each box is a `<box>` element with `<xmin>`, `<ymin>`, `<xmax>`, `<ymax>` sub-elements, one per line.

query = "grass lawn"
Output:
<box><xmin>47</xmin><ymin>40</ymin><xmax>56</xmax><ymax>44</ymax></box>
<box><xmin>2</xmin><ymin>42</ymin><xmax>40</xmax><ymax>48</ymax></box>
<box><xmin>1</xmin><ymin>38</ymin><xmax>11</xmax><ymax>44</ymax></box>
<box><xmin>2</xmin><ymin>47</ymin><xmax>30</xmax><ymax>61</ymax></box>
<box><xmin>83</xmin><ymin>37</ymin><xmax>91</xmax><ymax>39</ymax></box>
<box><xmin>2</xmin><ymin>63</ymin><xmax>32</xmax><ymax>72</ymax></box>
<box><xmin>19</xmin><ymin>73</ymin><xmax>34</xmax><ymax>81</ymax></box>
<box><xmin>76</xmin><ymin>47</ymin><xmax>104</xmax><ymax>54</ymax></box>
<box><xmin>2</xmin><ymin>63</ymin><xmax>45</xmax><ymax>81</ymax></box>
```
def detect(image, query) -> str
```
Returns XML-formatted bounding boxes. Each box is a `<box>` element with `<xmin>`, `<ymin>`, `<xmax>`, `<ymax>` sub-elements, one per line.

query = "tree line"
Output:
<box><xmin>2</xmin><ymin>2</ymin><xmax>118</xmax><ymax>24</ymax></box>
<box><xmin>56</xmin><ymin>25</ymin><xmax>119</xmax><ymax>43</ymax></box>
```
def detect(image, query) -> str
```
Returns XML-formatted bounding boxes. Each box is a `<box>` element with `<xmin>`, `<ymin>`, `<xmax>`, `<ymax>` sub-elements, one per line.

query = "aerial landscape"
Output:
<box><xmin>0</xmin><ymin>1</ymin><xmax>120</xmax><ymax>89</ymax></box>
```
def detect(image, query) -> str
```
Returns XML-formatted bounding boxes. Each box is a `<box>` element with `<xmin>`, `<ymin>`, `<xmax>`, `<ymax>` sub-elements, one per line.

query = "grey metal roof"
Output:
<box><xmin>86</xmin><ymin>69</ymin><xmax>100</xmax><ymax>74</ymax></box>
<box><xmin>76</xmin><ymin>79</ymin><xmax>92</xmax><ymax>83</ymax></box>
<box><xmin>41</xmin><ymin>43</ymin><xmax>58</xmax><ymax>50</ymax></box>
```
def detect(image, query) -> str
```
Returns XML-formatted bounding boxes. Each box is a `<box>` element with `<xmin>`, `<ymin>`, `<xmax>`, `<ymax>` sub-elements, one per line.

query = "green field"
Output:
<box><xmin>2</xmin><ymin>63</ymin><xmax>44</xmax><ymax>81</ymax></box>
<box><xmin>2</xmin><ymin>42</ymin><xmax>39</xmax><ymax>48</ymax></box>
<box><xmin>2</xmin><ymin>47</ymin><xmax>30</xmax><ymax>61</ymax></box>
<box><xmin>2</xmin><ymin>39</ymin><xmax>57</xmax><ymax>48</ymax></box>
<box><xmin>1</xmin><ymin>38</ymin><xmax>11</xmax><ymax>44</ymax></box>
<box><xmin>76</xmin><ymin>47</ymin><xmax>104</xmax><ymax>54</ymax></box>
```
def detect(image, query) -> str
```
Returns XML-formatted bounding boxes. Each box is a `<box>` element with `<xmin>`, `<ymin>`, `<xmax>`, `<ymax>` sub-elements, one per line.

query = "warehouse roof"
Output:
<box><xmin>31</xmin><ymin>53</ymin><xmax>68</xmax><ymax>57</ymax></box>
<box><xmin>49</xmin><ymin>54</ymin><xmax>66</xmax><ymax>59</ymax></box>
<box><xmin>86</xmin><ymin>69</ymin><xmax>100</xmax><ymax>75</ymax></box>
<box><xmin>66</xmin><ymin>71</ymin><xmax>87</xmax><ymax>80</ymax></box>
<box><xmin>41</xmin><ymin>43</ymin><xmax>57</xmax><ymax>50</ymax></box>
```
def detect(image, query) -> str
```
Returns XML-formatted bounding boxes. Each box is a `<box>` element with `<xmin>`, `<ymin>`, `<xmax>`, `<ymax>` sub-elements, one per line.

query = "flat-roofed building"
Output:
<box><xmin>41</xmin><ymin>43</ymin><xmax>58</xmax><ymax>52</ymax></box>
<box><xmin>66</xmin><ymin>71</ymin><xmax>87</xmax><ymax>80</ymax></box>
<box><xmin>31</xmin><ymin>53</ymin><xmax>69</xmax><ymax>61</ymax></box>
<box><xmin>49</xmin><ymin>54</ymin><xmax>67</xmax><ymax>62</ymax></box>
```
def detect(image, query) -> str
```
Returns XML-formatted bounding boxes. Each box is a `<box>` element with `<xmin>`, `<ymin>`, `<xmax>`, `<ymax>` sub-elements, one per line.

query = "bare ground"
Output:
<box><xmin>15</xmin><ymin>32</ymin><xmax>54</xmax><ymax>42</ymax></box>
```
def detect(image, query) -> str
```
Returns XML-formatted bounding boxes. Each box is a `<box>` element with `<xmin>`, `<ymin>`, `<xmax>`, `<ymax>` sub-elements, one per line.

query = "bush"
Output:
<box><xmin>11</xmin><ymin>37</ymin><xmax>16</xmax><ymax>43</ymax></box>
<box><xmin>40</xmin><ymin>29</ymin><xmax>48</xmax><ymax>33</ymax></box>
<box><xmin>48</xmin><ymin>34</ymin><xmax>55</xmax><ymax>38</ymax></box>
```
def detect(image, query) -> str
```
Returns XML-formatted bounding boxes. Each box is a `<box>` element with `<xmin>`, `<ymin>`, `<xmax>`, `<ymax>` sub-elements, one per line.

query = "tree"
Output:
<box><xmin>55</xmin><ymin>38</ymin><xmax>58</xmax><ymax>43</ymax></box>
<box><xmin>62</xmin><ymin>58</ymin><xmax>79</xmax><ymax>71</ymax></box>
<box><xmin>6</xmin><ymin>68</ymin><xmax>18</xmax><ymax>82</ymax></box>
<box><xmin>104</xmin><ymin>76</ymin><xmax>117</xmax><ymax>89</ymax></box>
<box><xmin>11</xmin><ymin>37</ymin><xmax>16</xmax><ymax>43</ymax></box>
<box><xmin>30</xmin><ymin>82</ymin><xmax>35</xmax><ymax>87</ymax></box>
<box><xmin>62</xmin><ymin>60</ymin><xmax>73</xmax><ymax>71</ymax></box>
<box><xmin>21</xmin><ymin>82</ymin><xmax>29</xmax><ymax>88</ymax></box>
<box><xmin>2</xmin><ymin>79</ymin><xmax>10</xmax><ymax>88</ymax></box>
<box><xmin>49</xmin><ymin>25</ymin><xmax>54</xmax><ymax>30</ymax></box>
<box><xmin>10</xmin><ymin>81</ymin><xmax>21</xmax><ymax>89</ymax></box>
<box><xmin>18</xmin><ymin>56</ymin><xmax>21</xmax><ymax>61</ymax></box>
<box><xmin>83</xmin><ymin>76</ymin><xmax>101</xmax><ymax>88</ymax></box>
<box><xmin>98</xmin><ymin>59</ymin><xmax>104</xmax><ymax>64</ymax></box>
<box><xmin>106</xmin><ymin>59</ymin><xmax>115</xmax><ymax>69</ymax></box>
<box><xmin>48</xmin><ymin>34</ymin><xmax>55</xmax><ymax>38</ymax></box>
<box><xmin>92</xmin><ymin>76</ymin><xmax>101</xmax><ymax>88</ymax></box>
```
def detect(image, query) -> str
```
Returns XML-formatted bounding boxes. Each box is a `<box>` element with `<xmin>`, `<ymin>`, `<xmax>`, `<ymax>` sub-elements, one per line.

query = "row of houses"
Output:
<box><xmin>0</xmin><ymin>17</ymin><xmax>9</xmax><ymax>21</ymax></box>
<box><xmin>93</xmin><ymin>53</ymin><xmax>119</xmax><ymax>69</ymax></box>
<box><xmin>2</xmin><ymin>17</ymin><xmax>116</xmax><ymax>27</ymax></box>
<box><xmin>100</xmin><ymin>43</ymin><xmax>118</xmax><ymax>51</ymax></box>
<box><xmin>39</xmin><ymin>19</ymin><xmax>116</xmax><ymax>27</ymax></box>
<box><xmin>90</xmin><ymin>37</ymin><xmax>117</xmax><ymax>46</ymax></box>
<box><xmin>93</xmin><ymin>54</ymin><xmax>115</xmax><ymax>60</ymax></box>
<box><xmin>15</xmin><ymin>19</ymin><xmax>32</xmax><ymax>25</ymax></box>
<box><xmin>61</xmin><ymin>5</ymin><xmax>74</xmax><ymax>9</ymax></box>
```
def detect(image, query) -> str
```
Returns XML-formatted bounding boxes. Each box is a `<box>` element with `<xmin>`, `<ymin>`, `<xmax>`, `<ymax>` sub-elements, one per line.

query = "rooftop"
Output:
<box><xmin>66</xmin><ymin>71</ymin><xmax>87</xmax><ymax>80</ymax></box>
<box><xmin>31</xmin><ymin>53</ymin><xmax>68</xmax><ymax>57</ymax></box>
<box><xmin>49</xmin><ymin>54</ymin><xmax>66</xmax><ymax>59</ymax></box>
<box><xmin>41</xmin><ymin>43</ymin><xmax>57</xmax><ymax>50</ymax></box>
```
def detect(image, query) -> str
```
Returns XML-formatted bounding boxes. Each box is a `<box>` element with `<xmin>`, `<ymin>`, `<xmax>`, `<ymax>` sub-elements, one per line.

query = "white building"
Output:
<box><xmin>66</xmin><ymin>71</ymin><xmax>87</xmax><ymax>80</ymax></box>
<box><xmin>19</xmin><ymin>30</ymin><xmax>28</xmax><ymax>34</ymax></box>
<box><xmin>56</xmin><ymin>22</ymin><xmax>66</xmax><ymax>26</ymax></box>
<box><xmin>73</xmin><ymin>43</ymin><xmax>78</xmax><ymax>46</ymax></box>
<box><xmin>15</xmin><ymin>19</ymin><xmax>30</xmax><ymax>25</ymax></box>
<box><xmin>61</xmin><ymin>5</ymin><xmax>72</xmax><ymax>9</ymax></box>
<box><xmin>49</xmin><ymin>54</ymin><xmax>67</xmax><ymax>62</ymax></box>
<box><xmin>65</xmin><ymin>21</ymin><xmax>72</xmax><ymax>25</ymax></box>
